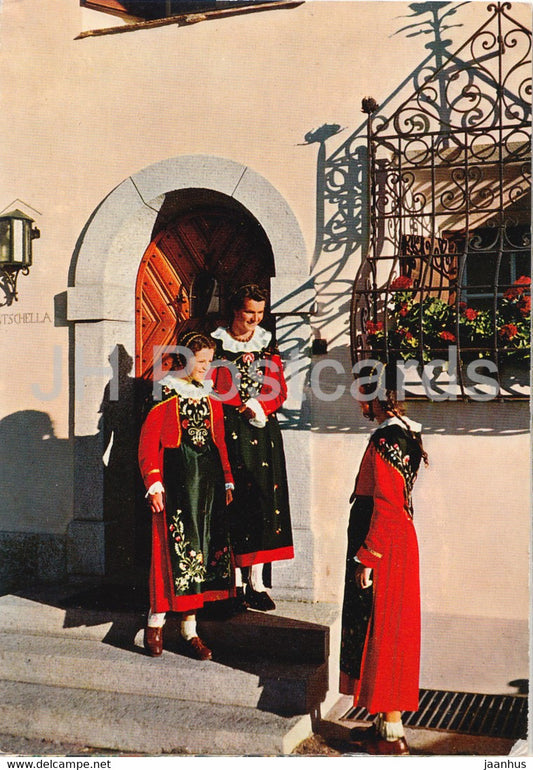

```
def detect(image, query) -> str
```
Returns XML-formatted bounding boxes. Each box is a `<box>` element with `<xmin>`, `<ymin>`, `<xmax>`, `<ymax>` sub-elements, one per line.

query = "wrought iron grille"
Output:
<box><xmin>351</xmin><ymin>2</ymin><xmax>531</xmax><ymax>400</ymax></box>
<box><xmin>343</xmin><ymin>688</ymin><xmax>528</xmax><ymax>740</ymax></box>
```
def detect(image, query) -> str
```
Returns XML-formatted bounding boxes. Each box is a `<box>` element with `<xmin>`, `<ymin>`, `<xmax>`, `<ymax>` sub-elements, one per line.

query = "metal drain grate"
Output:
<box><xmin>343</xmin><ymin>689</ymin><xmax>528</xmax><ymax>740</ymax></box>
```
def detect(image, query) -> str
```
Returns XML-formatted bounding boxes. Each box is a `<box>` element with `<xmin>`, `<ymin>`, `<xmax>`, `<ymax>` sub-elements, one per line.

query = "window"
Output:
<box><xmin>350</xmin><ymin>3</ymin><xmax>531</xmax><ymax>399</ymax></box>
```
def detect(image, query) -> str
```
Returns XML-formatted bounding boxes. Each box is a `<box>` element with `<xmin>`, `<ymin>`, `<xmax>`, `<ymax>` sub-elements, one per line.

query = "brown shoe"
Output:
<box><xmin>144</xmin><ymin>626</ymin><xmax>163</xmax><ymax>657</ymax></box>
<box><xmin>183</xmin><ymin>635</ymin><xmax>212</xmax><ymax>661</ymax></box>
<box><xmin>364</xmin><ymin>734</ymin><xmax>409</xmax><ymax>755</ymax></box>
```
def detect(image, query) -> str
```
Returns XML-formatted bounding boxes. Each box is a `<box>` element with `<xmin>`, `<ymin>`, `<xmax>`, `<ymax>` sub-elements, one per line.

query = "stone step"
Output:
<box><xmin>0</xmin><ymin>631</ymin><xmax>327</xmax><ymax>716</ymax></box>
<box><xmin>0</xmin><ymin>588</ymin><xmax>342</xmax><ymax>754</ymax></box>
<box><xmin>198</xmin><ymin>609</ymin><xmax>329</xmax><ymax>665</ymax></box>
<box><xmin>0</xmin><ymin>593</ymin><xmax>143</xmax><ymax>642</ymax></box>
<box><xmin>0</xmin><ymin>679</ymin><xmax>307</xmax><ymax>755</ymax></box>
<box><xmin>0</xmin><ymin>591</ymin><xmax>335</xmax><ymax>665</ymax></box>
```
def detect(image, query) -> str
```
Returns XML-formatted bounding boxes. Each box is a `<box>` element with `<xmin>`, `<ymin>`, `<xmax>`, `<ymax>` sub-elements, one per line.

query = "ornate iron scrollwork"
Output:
<box><xmin>348</xmin><ymin>2</ymin><xmax>531</xmax><ymax>399</ymax></box>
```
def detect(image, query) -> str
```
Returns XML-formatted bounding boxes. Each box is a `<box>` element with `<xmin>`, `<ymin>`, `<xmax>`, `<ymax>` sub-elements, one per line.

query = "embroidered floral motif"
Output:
<box><xmin>374</xmin><ymin>431</ymin><xmax>418</xmax><ymax>517</ymax></box>
<box><xmin>206</xmin><ymin>545</ymin><xmax>232</xmax><ymax>582</ymax></box>
<box><xmin>234</xmin><ymin>351</ymin><xmax>265</xmax><ymax>400</ymax></box>
<box><xmin>169</xmin><ymin>512</ymin><xmax>207</xmax><ymax>592</ymax></box>
<box><xmin>179</xmin><ymin>397</ymin><xmax>211</xmax><ymax>448</ymax></box>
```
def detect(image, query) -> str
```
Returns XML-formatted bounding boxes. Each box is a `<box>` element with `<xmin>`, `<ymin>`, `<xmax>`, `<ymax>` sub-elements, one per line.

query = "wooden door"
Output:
<box><xmin>135</xmin><ymin>205</ymin><xmax>274</xmax><ymax>380</ymax></box>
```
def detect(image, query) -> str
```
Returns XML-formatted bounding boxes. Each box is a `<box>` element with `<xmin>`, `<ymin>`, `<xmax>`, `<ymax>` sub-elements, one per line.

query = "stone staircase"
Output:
<box><xmin>0</xmin><ymin>585</ymin><xmax>340</xmax><ymax>755</ymax></box>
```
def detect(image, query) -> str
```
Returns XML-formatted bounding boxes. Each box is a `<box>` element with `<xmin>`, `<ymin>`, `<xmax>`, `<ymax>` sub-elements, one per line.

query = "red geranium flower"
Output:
<box><xmin>439</xmin><ymin>331</ymin><xmax>456</xmax><ymax>342</ymax></box>
<box><xmin>390</xmin><ymin>275</ymin><xmax>413</xmax><ymax>291</ymax></box>
<box><xmin>399</xmin><ymin>302</ymin><xmax>410</xmax><ymax>317</ymax></box>
<box><xmin>464</xmin><ymin>308</ymin><xmax>478</xmax><ymax>321</ymax></box>
<box><xmin>504</xmin><ymin>276</ymin><xmax>531</xmax><ymax>300</ymax></box>
<box><xmin>519</xmin><ymin>296</ymin><xmax>531</xmax><ymax>315</ymax></box>
<box><xmin>366</xmin><ymin>320</ymin><xmax>383</xmax><ymax>335</ymax></box>
<box><xmin>499</xmin><ymin>323</ymin><xmax>518</xmax><ymax>340</ymax></box>
<box><xmin>397</xmin><ymin>327</ymin><xmax>414</xmax><ymax>340</ymax></box>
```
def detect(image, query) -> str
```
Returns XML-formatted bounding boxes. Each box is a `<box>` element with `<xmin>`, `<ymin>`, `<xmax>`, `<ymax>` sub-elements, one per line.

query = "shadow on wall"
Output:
<box><xmin>67</xmin><ymin>343</ymin><xmax>151</xmax><ymax>584</ymax></box>
<box><xmin>0</xmin><ymin>410</ymin><xmax>73</xmax><ymax>591</ymax></box>
<box><xmin>98</xmin><ymin>344</ymin><xmax>152</xmax><ymax>581</ymax></box>
<box><xmin>285</xmin><ymin>3</ymin><xmax>479</xmax><ymax>362</ymax></box>
<box><xmin>280</xmin><ymin>344</ymin><xmax>530</xmax><ymax>435</ymax></box>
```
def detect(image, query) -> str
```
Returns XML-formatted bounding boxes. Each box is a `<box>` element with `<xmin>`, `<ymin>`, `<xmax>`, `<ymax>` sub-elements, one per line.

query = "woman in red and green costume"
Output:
<box><xmin>211</xmin><ymin>284</ymin><xmax>293</xmax><ymax>612</ymax></box>
<box><xmin>138</xmin><ymin>332</ymin><xmax>235</xmax><ymax>661</ymax></box>
<box><xmin>340</xmin><ymin>379</ymin><xmax>428</xmax><ymax>755</ymax></box>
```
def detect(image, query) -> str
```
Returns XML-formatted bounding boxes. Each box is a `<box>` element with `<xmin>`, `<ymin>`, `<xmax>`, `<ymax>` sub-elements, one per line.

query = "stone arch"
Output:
<box><xmin>69</xmin><ymin>155</ymin><xmax>308</xmax><ymax>325</ymax></box>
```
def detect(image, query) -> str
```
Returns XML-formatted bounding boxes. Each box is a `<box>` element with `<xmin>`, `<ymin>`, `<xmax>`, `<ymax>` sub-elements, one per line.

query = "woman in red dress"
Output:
<box><xmin>340</xmin><ymin>386</ymin><xmax>428</xmax><ymax>755</ymax></box>
<box><xmin>138</xmin><ymin>332</ymin><xmax>235</xmax><ymax>660</ymax></box>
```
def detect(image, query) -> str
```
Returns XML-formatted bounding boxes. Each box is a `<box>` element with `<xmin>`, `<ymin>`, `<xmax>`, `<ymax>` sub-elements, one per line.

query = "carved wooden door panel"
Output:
<box><xmin>135</xmin><ymin>206</ymin><xmax>273</xmax><ymax>380</ymax></box>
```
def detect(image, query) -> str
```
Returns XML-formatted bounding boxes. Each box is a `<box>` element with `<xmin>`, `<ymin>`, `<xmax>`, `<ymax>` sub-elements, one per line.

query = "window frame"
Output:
<box><xmin>79</xmin><ymin>0</ymin><xmax>303</xmax><ymax>36</ymax></box>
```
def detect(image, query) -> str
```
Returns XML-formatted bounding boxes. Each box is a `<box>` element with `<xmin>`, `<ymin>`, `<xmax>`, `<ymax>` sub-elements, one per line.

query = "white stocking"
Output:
<box><xmin>376</xmin><ymin>714</ymin><xmax>405</xmax><ymax>741</ymax></box>
<box><xmin>249</xmin><ymin>562</ymin><xmax>267</xmax><ymax>592</ymax></box>
<box><xmin>234</xmin><ymin>566</ymin><xmax>244</xmax><ymax>588</ymax></box>
<box><xmin>147</xmin><ymin>611</ymin><xmax>166</xmax><ymax>628</ymax></box>
<box><xmin>180</xmin><ymin>616</ymin><xmax>197</xmax><ymax>641</ymax></box>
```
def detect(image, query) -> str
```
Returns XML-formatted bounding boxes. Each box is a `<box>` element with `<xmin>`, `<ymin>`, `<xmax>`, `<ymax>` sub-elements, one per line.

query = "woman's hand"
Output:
<box><xmin>355</xmin><ymin>563</ymin><xmax>373</xmax><ymax>589</ymax></box>
<box><xmin>238</xmin><ymin>405</ymin><xmax>256</xmax><ymax>421</ymax></box>
<box><xmin>149</xmin><ymin>491</ymin><xmax>164</xmax><ymax>514</ymax></box>
<box><xmin>225</xmin><ymin>488</ymin><xmax>233</xmax><ymax>505</ymax></box>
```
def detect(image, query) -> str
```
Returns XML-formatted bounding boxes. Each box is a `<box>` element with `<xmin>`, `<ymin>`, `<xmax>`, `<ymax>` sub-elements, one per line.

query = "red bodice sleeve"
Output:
<box><xmin>209</xmin><ymin>396</ymin><xmax>234</xmax><ymax>485</ymax></box>
<box><xmin>256</xmin><ymin>352</ymin><xmax>287</xmax><ymax>415</ymax></box>
<box><xmin>138</xmin><ymin>400</ymin><xmax>169</xmax><ymax>490</ymax></box>
<box><xmin>356</xmin><ymin>444</ymin><xmax>410</xmax><ymax>568</ymax></box>
<box><xmin>211</xmin><ymin>351</ymin><xmax>287</xmax><ymax>415</ymax></box>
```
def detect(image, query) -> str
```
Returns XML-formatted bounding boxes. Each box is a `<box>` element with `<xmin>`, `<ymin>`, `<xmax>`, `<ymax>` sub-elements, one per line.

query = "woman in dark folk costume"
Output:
<box><xmin>340</xmin><ymin>382</ymin><xmax>428</xmax><ymax>755</ymax></box>
<box><xmin>211</xmin><ymin>284</ymin><xmax>293</xmax><ymax>611</ymax></box>
<box><xmin>138</xmin><ymin>332</ymin><xmax>235</xmax><ymax>661</ymax></box>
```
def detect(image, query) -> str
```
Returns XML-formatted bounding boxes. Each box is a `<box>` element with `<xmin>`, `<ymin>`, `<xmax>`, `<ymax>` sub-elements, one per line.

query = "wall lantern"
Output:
<box><xmin>0</xmin><ymin>209</ymin><xmax>40</xmax><ymax>306</ymax></box>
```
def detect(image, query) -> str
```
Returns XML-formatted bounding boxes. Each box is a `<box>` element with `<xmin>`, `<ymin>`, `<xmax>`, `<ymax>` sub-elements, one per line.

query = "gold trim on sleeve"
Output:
<box><xmin>366</xmin><ymin>546</ymin><xmax>383</xmax><ymax>559</ymax></box>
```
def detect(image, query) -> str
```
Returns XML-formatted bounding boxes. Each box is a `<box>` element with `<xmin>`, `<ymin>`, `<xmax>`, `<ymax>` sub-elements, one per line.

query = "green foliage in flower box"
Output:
<box><xmin>365</xmin><ymin>275</ymin><xmax>531</xmax><ymax>364</ymax></box>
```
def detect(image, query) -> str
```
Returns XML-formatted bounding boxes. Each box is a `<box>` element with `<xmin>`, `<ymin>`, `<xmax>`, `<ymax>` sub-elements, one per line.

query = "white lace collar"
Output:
<box><xmin>371</xmin><ymin>415</ymin><xmax>422</xmax><ymax>434</ymax></box>
<box><xmin>212</xmin><ymin>325</ymin><xmax>272</xmax><ymax>353</ymax></box>
<box><xmin>159</xmin><ymin>374</ymin><xmax>213</xmax><ymax>399</ymax></box>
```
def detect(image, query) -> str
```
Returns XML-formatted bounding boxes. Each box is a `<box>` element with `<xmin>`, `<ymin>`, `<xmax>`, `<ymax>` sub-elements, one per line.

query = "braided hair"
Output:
<box><xmin>376</xmin><ymin>389</ymin><xmax>429</xmax><ymax>468</ymax></box>
<box><xmin>177</xmin><ymin>330</ymin><xmax>216</xmax><ymax>353</ymax></box>
<box><xmin>173</xmin><ymin>330</ymin><xmax>216</xmax><ymax>369</ymax></box>
<box><xmin>361</xmin><ymin>377</ymin><xmax>429</xmax><ymax>468</ymax></box>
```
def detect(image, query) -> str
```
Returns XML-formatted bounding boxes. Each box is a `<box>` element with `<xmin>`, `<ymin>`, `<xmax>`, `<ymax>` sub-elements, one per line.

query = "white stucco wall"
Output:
<box><xmin>0</xmin><ymin>0</ymin><xmax>529</xmax><ymax>684</ymax></box>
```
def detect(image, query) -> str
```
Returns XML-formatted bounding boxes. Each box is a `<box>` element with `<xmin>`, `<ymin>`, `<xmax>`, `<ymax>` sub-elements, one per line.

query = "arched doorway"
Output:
<box><xmin>131</xmin><ymin>192</ymin><xmax>276</xmax><ymax>579</ymax></box>
<box><xmin>67</xmin><ymin>155</ymin><xmax>311</xmax><ymax>598</ymax></box>
<box><xmin>135</xmin><ymin>194</ymin><xmax>275</xmax><ymax>380</ymax></box>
